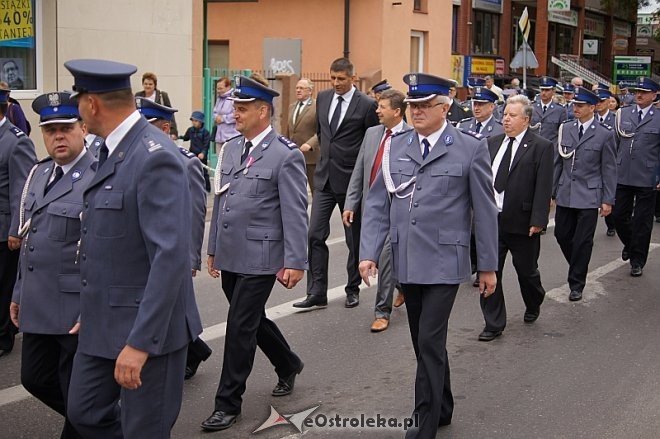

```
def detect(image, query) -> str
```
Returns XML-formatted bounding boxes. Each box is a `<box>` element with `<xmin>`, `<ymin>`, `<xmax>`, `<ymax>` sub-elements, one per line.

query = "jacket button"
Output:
<box><xmin>223</xmin><ymin>223</ymin><xmax>228</xmax><ymax>228</ymax></box>
<box><xmin>35</xmin><ymin>210</ymin><xmax>41</xmax><ymax>215</ymax></box>
<box><xmin>234</xmin><ymin>175</ymin><xmax>238</xmax><ymax>179</ymax></box>
<box><xmin>411</xmin><ymin>220</ymin><xmax>417</xmax><ymax>225</ymax></box>
<box><xmin>84</xmin><ymin>202</ymin><xmax>89</xmax><ymax>208</ymax></box>
<box><xmin>416</xmin><ymin>185</ymin><xmax>421</xmax><ymax>190</ymax></box>
<box><xmin>62</xmin><ymin>209</ymin><xmax>67</xmax><ymax>214</ymax></box>
<box><xmin>82</xmin><ymin>227</ymin><xmax>87</xmax><ymax>234</ymax></box>
<box><xmin>81</xmin><ymin>279</ymin><xmax>87</xmax><ymax>286</ymax></box>
<box><xmin>264</xmin><ymin>234</ymin><xmax>269</xmax><ymax>238</ymax></box>
<box><xmin>27</xmin><ymin>265</ymin><xmax>33</xmax><ymax>271</ymax></box>
<box><xmin>82</xmin><ymin>254</ymin><xmax>86</xmax><ymax>261</ymax></box>
<box><xmin>135</xmin><ymin>298</ymin><xmax>141</xmax><ymax>304</ymax></box>
<box><xmin>31</xmin><ymin>227</ymin><xmax>37</xmax><ymax>233</ymax></box>
<box><xmin>29</xmin><ymin>245</ymin><xmax>34</xmax><ymax>251</ymax></box>
<box><xmin>104</xmin><ymin>201</ymin><xmax>109</xmax><ymax>205</ymax></box>
<box><xmin>225</xmin><ymin>207</ymin><xmax>230</xmax><ymax>212</ymax></box>
<box><xmin>419</xmin><ymin>169</ymin><xmax>424</xmax><ymax>173</ymax></box>
<box><xmin>230</xmin><ymin>191</ymin><xmax>235</xmax><ymax>195</ymax></box>
<box><xmin>413</xmin><ymin>202</ymin><xmax>419</xmax><ymax>208</ymax></box>
<box><xmin>152</xmin><ymin>337</ymin><xmax>159</xmax><ymax>344</ymax></box>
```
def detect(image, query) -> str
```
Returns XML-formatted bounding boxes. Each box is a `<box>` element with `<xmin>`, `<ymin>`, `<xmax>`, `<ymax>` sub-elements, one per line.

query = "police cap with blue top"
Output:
<box><xmin>571</xmin><ymin>87</ymin><xmax>599</xmax><ymax>105</ymax></box>
<box><xmin>562</xmin><ymin>83</ymin><xmax>575</xmax><ymax>94</ymax></box>
<box><xmin>371</xmin><ymin>79</ymin><xmax>392</xmax><ymax>94</ymax></box>
<box><xmin>467</xmin><ymin>77</ymin><xmax>486</xmax><ymax>88</ymax></box>
<box><xmin>64</xmin><ymin>59</ymin><xmax>137</xmax><ymax>98</ymax></box>
<box><xmin>596</xmin><ymin>88</ymin><xmax>612</xmax><ymax>101</ymax></box>
<box><xmin>539</xmin><ymin>76</ymin><xmax>558</xmax><ymax>89</ymax></box>
<box><xmin>0</xmin><ymin>86</ymin><xmax>8</xmax><ymax>104</ymax></box>
<box><xmin>403</xmin><ymin>72</ymin><xmax>453</xmax><ymax>102</ymax></box>
<box><xmin>231</xmin><ymin>75</ymin><xmax>279</xmax><ymax>104</ymax></box>
<box><xmin>471</xmin><ymin>86</ymin><xmax>499</xmax><ymax>103</ymax></box>
<box><xmin>631</xmin><ymin>76</ymin><xmax>660</xmax><ymax>93</ymax></box>
<box><xmin>31</xmin><ymin>91</ymin><xmax>80</xmax><ymax>126</ymax></box>
<box><xmin>136</xmin><ymin>97</ymin><xmax>178</xmax><ymax>122</ymax></box>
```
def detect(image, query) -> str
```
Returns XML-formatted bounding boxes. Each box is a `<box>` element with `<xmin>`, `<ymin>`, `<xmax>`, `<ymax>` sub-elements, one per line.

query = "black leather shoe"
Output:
<box><xmin>606</xmin><ymin>229</ymin><xmax>616</xmax><ymax>237</ymax></box>
<box><xmin>631</xmin><ymin>265</ymin><xmax>643</xmax><ymax>277</ymax></box>
<box><xmin>345</xmin><ymin>293</ymin><xmax>359</xmax><ymax>308</ymax></box>
<box><xmin>201</xmin><ymin>411</ymin><xmax>240</xmax><ymax>431</ymax></box>
<box><xmin>272</xmin><ymin>361</ymin><xmax>304</xmax><ymax>396</ymax></box>
<box><xmin>293</xmin><ymin>295</ymin><xmax>328</xmax><ymax>310</ymax></box>
<box><xmin>478</xmin><ymin>330</ymin><xmax>502</xmax><ymax>342</ymax></box>
<box><xmin>0</xmin><ymin>349</ymin><xmax>9</xmax><ymax>359</ymax></box>
<box><xmin>438</xmin><ymin>417</ymin><xmax>452</xmax><ymax>427</ymax></box>
<box><xmin>622</xmin><ymin>250</ymin><xmax>630</xmax><ymax>261</ymax></box>
<box><xmin>569</xmin><ymin>290</ymin><xmax>582</xmax><ymax>301</ymax></box>
<box><xmin>524</xmin><ymin>308</ymin><xmax>540</xmax><ymax>323</ymax></box>
<box><xmin>656</xmin><ymin>216</ymin><xmax>660</xmax><ymax>223</ymax></box>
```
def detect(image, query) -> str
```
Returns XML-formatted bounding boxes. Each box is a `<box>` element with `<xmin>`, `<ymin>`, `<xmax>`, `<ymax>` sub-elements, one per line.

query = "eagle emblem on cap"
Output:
<box><xmin>475</xmin><ymin>87</ymin><xmax>482</xmax><ymax>94</ymax></box>
<box><xmin>408</xmin><ymin>74</ymin><xmax>417</xmax><ymax>86</ymax></box>
<box><xmin>48</xmin><ymin>93</ymin><xmax>60</xmax><ymax>107</ymax></box>
<box><xmin>136</xmin><ymin>99</ymin><xmax>142</xmax><ymax>108</ymax></box>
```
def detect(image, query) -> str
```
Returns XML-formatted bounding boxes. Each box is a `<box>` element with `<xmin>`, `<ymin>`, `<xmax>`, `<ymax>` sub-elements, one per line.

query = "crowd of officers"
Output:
<box><xmin>0</xmin><ymin>57</ymin><xmax>658</xmax><ymax>439</ymax></box>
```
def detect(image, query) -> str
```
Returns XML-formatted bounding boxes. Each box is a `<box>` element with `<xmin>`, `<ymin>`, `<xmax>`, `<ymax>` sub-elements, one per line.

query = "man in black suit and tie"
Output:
<box><xmin>478</xmin><ymin>94</ymin><xmax>554</xmax><ymax>342</ymax></box>
<box><xmin>293</xmin><ymin>58</ymin><xmax>379</xmax><ymax>310</ymax></box>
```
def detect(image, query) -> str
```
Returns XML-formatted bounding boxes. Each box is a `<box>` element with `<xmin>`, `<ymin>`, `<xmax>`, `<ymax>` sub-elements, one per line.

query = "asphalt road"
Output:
<box><xmin>1</xmin><ymin>206</ymin><xmax>660</xmax><ymax>439</ymax></box>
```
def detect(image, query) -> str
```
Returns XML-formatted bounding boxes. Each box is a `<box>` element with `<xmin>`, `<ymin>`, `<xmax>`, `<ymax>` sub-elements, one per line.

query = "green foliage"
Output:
<box><xmin>600</xmin><ymin>0</ymin><xmax>652</xmax><ymax>19</ymax></box>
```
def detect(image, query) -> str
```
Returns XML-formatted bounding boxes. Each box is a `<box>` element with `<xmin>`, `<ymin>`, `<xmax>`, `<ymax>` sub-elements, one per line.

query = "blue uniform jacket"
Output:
<box><xmin>614</xmin><ymin>105</ymin><xmax>660</xmax><ymax>187</ymax></box>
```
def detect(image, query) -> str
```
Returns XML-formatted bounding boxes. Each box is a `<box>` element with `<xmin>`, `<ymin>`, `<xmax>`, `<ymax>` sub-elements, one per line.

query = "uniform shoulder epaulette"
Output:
<box><xmin>458</xmin><ymin>117</ymin><xmax>472</xmax><ymax>124</ymax></box>
<box><xmin>277</xmin><ymin>135</ymin><xmax>298</xmax><ymax>149</ymax></box>
<box><xmin>37</xmin><ymin>156</ymin><xmax>53</xmax><ymax>164</ymax></box>
<box><xmin>223</xmin><ymin>134</ymin><xmax>241</xmax><ymax>144</ymax></box>
<box><xmin>393</xmin><ymin>127</ymin><xmax>414</xmax><ymax>138</ymax></box>
<box><xmin>599</xmin><ymin>122</ymin><xmax>612</xmax><ymax>130</ymax></box>
<box><xmin>142</xmin><ymin>136</ymin><xmax>165</xmax><ymax>153</ymax></box>
<box><xmin>10</xmin><ymin>126</ymin><xmax>25</xmax><ymax>137</ymax></box>
<box><xmin>459</xmin><ymin>129</ymin><xmax>484</xmax><ymax>140</ymax></box>
<box><xmin>492</xmin><ymin>119</ymin><xmax>503</xmax><ymax>125</ymax></box>
<box><xmin>178</xmin><ymin>146</ymin><xmax>196</xmax><ymax>159</ymax></box>
<box><xmin>561</xmin><ymin>119</ymin><xmax>574</xmax><ymax>124</ymax></box>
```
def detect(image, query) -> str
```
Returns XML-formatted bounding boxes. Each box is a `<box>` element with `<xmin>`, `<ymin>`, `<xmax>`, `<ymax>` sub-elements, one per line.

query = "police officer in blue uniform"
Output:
<box><xmin>619</xmin><ymin>82</ymin><xmax>635</xmax><ymax>107</ymax></box>
<box><xmin>370</xmin><ymin>79</ymin><xmax>391</xmax><ymax>100</ymax></box>
<box><xmin>9</xmin><ymin>92</ymin><xmax>93</xmax><ymax>439</ymax></box>
<box><xmin>612</xmin><ymin>76</ymin><xmax>660</xmax><ymax>277</ymax></box>
<box><xmin>595</xmin><ymin>88</ymin><xmax>616</xmax><ymax>127</ymax></box>
<box><xmin>562</xmin><ymin>83</ymin><xmax>576</xmax><ymax>120</ymax></box>
<box><xmin>0</xmin><ymin>86</ymin><xmax>36</xmax><ymax>357</ymax></box>
<box><xmin>552</xmin><ymin>87</ymin><xmax>617</xmax><ymax>301</ymax></box>
<box><xmin>202</xmin><ymin>75</ymin><xmax>308</xmax><ymax>432</ymax></box>
<box><xmin>136</xmin><ymin>97</ymin><xmax>213</xmax><ymax>380</ymax></box>
<box><xmin>457</xmin><ymin>86</ymin><xmax>504</xmax><ymax>137</ymax></box>
<box><xmin>531</xmin><ymin>76</ymin><xmax>567</xmax><ymax>146</ymax></box>
<box><xmin>63</xmin><ymin>59</ymin><xmax>203</xmax><ymax>438</ymax></box>
<box><xmin>359</xmin><ymin>73</ymin><xmax>498</xmax><ymax>438</ymax></box>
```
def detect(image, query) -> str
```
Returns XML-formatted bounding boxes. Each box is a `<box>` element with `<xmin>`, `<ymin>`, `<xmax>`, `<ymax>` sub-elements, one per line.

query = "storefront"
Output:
<box><xmin>547</xmin><ymin>9</ymin><xmax>578</xmax><ymax>77</ymax></box>
<box><xmin>472</xmin><ymin>0</ymin><xmax>502</xmax><ymax>56</ymax></box>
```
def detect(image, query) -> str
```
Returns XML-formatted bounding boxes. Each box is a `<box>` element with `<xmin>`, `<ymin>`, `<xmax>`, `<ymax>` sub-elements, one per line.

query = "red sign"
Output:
<box><xmin>495</xmin><ymin>59</ymin><xmax>505</xmax><ymax>75</ymax></box>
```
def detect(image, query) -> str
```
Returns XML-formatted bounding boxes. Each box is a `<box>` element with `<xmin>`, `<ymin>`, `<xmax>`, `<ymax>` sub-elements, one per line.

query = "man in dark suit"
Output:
<box><xmin>293</xmin><ymin>58</ymin><xmax>379</xmax><ymax>310</ymax></box>
<box><xmin>478</xmin><ymin>94</ymin><xmax>554</xmax><ymax>342</ymax></box>
<box><xmin>202</xmin><ymin>76</ymin><xmax>308</xmax><ymax>432</ymax></box>
<box><xmin>284</xmin><ymin>78</ymin><xmax>319</xmax><ymax>195</ymax></box>
<box><xmin>553</xmin><ymin>87</ymin><xmax>617</xmax><ymax>302</ymax></box>
<box><xmin>447</xmin><ymin>81</ymin><xmax>472</xmax><ymax>125</ymax></box>
<box><xmin>10</xmin><ymin>92</ymin><xmax>93</xmax><ymax>439</ymax></box>
<box><xmin>0</xmin><ymin>86</ymin><xmax>36</xmax><ymax>358</ymax></box>
<box><xmin>63</xmin><ymin>59</ymin><xmax>203</xmax><ymax>438</ymax></box>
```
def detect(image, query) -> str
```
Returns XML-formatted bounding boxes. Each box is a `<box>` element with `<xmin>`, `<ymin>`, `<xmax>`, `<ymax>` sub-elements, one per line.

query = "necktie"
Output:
<box><xmin>241</xmin><ymin>141</ymin><xmax>253</xmax><ymax>164</ymax></box>
<box><xmin>369</xmin><ymin>129</ymin><xmax>392</xmax><ymax>187</ymax></box>
<box><xmin>638</xmin><ymin>110</ymin><xmax>643</xmax><ymax>123</ymax></box>
<box><xmin>543</xmin><ymin>105</ymin><xmax>547</xmax><ymax>114</ymax></box>
<box><xmin>330</xmin><ymin>96</ymin><xmax>344</xmax><ymax>134</ymax></box>
<box><xmin>421</xmin><ymin>138</ymin><xmax>431</xmax><ymax>160</ymax></box>
<box><xmin>494</xmin><ymin>137</ymin><xmax>515</xmax><ymax>193</ymax></box>
<box><xmin>599</xmin><ymin>116</ymin><xmax>604</xmax><ymax>123</ymax></box>
<box><xmin>475</xmin><ymin>121</ymin><xmax>482</xmax><ymax>134</ymax></box>
<box><xmin>98</xmin><ymin>142</ymin><xmax>109</xmax><ymax>169</ymax></box>
<box><xmin>293</xmin><ymin>101</ymin><xmax>304</xmax><ymax>124</ymax></box>
<box><xmin>578</xmin><ymin>125</ymin><xmax>584</xmax><ymax>139</ymax></box>
<box><xmin>45</xmin><ymin>166</ymin><xmax>64</xmax><ymax>195</ymax></box>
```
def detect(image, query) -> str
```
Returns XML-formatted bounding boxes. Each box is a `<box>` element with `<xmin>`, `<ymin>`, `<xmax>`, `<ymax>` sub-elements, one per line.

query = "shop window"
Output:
<box><xmin>0</xmin><ymin>0</ymin><xmax>37</xmax><ymax>91</ymax></box>
<box><xmin>452</xmin><ymin>6</ymin><xmax>459</xmax><ymax>53</ymax></box>
<box><xmin>472</xmin><ymin>10</ymin><xmax>499</xmax><ymax>55</ymax></box>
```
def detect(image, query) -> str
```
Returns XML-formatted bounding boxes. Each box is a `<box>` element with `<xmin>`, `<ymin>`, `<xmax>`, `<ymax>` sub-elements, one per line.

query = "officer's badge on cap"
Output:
<box><xmin>231</xmin><ymin>75</ymin><xmax>279</xmax><ymax>104</ymax></box>
<box><xmin>467</xmin><ymin>77</ymin><xmax>486</xmax><ymax>88</ymax></box>
<box><xmin>371</xmin><ymin>79</ymin><xmax>392</xmax><ymax>94</ymax></box>
<box><xmin>31</xmin><ymin>91</ymin><xmax>80</xmax><ymax>126</ymax></box>
<box><xmin>631</xmin><ymin>76</ymin><xmax>660</xmax><ymax>93</ymax></box>
<box><xmin>571</xmin><ymin>87</ymin><xmax>599</xmax><ymax>105</ymax></box>
<box><xmin>562</xmin><ymin>83</ymin><xmax>575</xmax><ymax>94</ymax></box>
<box><xmin>596</xmin><ymin>88</ymin><xmax>612</xmax><ymax>101</ymax></box>
<box><xmin>403</xmin><ymin>72</ymin><xmax>453</xmax><ymax>102</ymax></box>
<box><xmin>472</xmin><ymin>87</ymin><xmax>498</xmax><ymax>103</ymax></box>
<box><xmin>136</xmin><ymin>97</ymin><xmax>177</xmax><ymax>122</ymax></box>
<box><xmin>64</xmin><ymin>59</ymin><xmax>137</xmax><ymax>97</ymax></box>
<box><xmin>539</xmin><ymin>76</ymin><xmax>558</xmax><ymax>89</ymax></box>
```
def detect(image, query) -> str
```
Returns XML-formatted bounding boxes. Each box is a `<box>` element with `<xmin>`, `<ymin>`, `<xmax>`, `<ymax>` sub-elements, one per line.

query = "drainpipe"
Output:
<box><xmin>343</xmin><ymin>0</ymin><xmax>350</xmax><ymax>58</ymax></box>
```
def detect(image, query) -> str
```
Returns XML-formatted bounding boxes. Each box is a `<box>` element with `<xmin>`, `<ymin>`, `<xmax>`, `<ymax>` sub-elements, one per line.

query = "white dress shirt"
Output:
<box><xmin>105</xmin><ymin>110</ymin><xmax>142</xmax><ymax>157</ymax></box>
<box><xmin>328</xmin><ymin>86</ymin><xmax>356</xmax><ymax>128</ymax></box>
<box><xmin>417</xmin><ymin>121</ymin><xmax>448</xmax><ymax>156</ymax></box>
<box><xmin>492</xmin><ymin>129</ymin><xmax>526</xmax><ymax>211</ymax></box>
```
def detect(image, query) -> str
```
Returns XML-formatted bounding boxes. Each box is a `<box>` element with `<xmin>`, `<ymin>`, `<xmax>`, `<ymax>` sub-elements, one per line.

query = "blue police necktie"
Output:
<box><xmin>98</xmin><ymin>143</ymin><xmax>109</xmax><ymax>169</ymax></box>
<box><xmin>494</xmin><ymin>137</ymin><xmax>515</xmax><ymax>193</ymax></box>
<box><xmin>638</xmin><ymin>110</ymin><xmax>643</xmax><ymax>123</ymax></box>
<box><xmin>475</xmin><ymin>121</ymin><xmax>482</xmax><ymax>134</ymax></box>
<box><xmin>421</xmin><ymin>138</ymin><xmax>431</xmax><ymax>160</ymax></box>
<box><xmin>543</xmin><ymin>105</ymin><xmax>547</xmax><ymax>114</ymax></box>
<box><xmin>44</xmin><ymin>166</ymin><xmax>64</xmax><ymax>195</ymax></box>
<box><xmin>241</xmin><ymin>141</ymin><xmax>252</xmax><ymax>164</ymax></box>
<box><xmin>330</xmin><ymin>96</ymin><xmax>343</xmax><ymax>135</ymax></box>
<box><xmin>578</xmin><ymin>125</ymin><xmax>584</xmax><ymax>140</ymax></box>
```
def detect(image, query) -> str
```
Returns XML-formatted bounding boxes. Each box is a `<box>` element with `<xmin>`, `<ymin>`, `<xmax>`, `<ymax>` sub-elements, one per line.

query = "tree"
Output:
<box><xmin>601</xmin><ymin>0</ymin><xmax>656</xmax><ymax>19</ymax></box>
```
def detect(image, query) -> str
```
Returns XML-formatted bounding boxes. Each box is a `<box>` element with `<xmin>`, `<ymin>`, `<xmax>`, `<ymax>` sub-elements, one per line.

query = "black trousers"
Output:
<box><xmin>22</xmin><ymin>333</ymin><xmax>81</xmax><ymax>439</ymax></box>
<box><xmin>200</xmin><ymin>155</ymin><xmax>211</xmax><ymax>192</ymax></box>
<box><xmin>307</xmin><ymin>184</ymin><xmax>362</xmax><ymax>296</ymax></box>
<box><xmin>67</xmin><ymin>347</ymin><xmax>187</xmax><ymax>439</ymax></box>
<box><xmin>402</xmin><ymin>283</ymin><xmax>457</xmax><ymax>439</ymax></box>
<box><xmin>0</xmin><ymin>244</ymin><xmax>19</xmax><ymax>351</ymax></box>
<box><xmin>613</xmin><ymin>185</ymin><xmax>657</xmax><ymax>268</ymax></box>
<box><xmin>186</xmin><ymin>337</ymin><xmax>212</xmax><ymax>367</ymax></box>
<box><xmin>554</xmin><ymin>206</ymin><xmax>599</xmax><ymax>293</ymax></box>
<box><xmin>604</xmin><ymin>213</ymin><xmax>616</xmax><ymax>232</ymax></box>
<box><xmin>480</xmin><ymin>222</ymin><xmax>546</xmax><ymax>332</ymax></box>
<box><xmin>214</xmin><ymin>272</ymin><xmax>301</xmax><ymax>414</ymax></box>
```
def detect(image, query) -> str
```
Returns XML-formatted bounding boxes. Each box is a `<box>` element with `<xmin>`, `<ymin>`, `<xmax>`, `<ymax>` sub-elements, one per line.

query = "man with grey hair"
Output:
<box><xmin>286</xmin><ymin>77</ymin><xmax>319</xmax><ymax>195</ymax></box>
<box><xmin>485</xmin><ymin>75</ymin><xmax>504</xmax><ymax>102</ymax></box>
<box><xmin>571</xmin><ymin>77</ymin><xmax>584</xmax><ymax>87</ymax></box>
<box><xmin>478</xmin><ymin>94</ymin><xmax>553</xmax><ymax>342</ymax></box>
